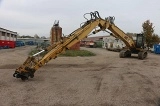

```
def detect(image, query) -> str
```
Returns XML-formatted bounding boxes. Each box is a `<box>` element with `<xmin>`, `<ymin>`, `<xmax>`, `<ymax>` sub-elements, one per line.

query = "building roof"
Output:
<box><xmin>0</xmin><ymin>27</ymin><xmax>18</xmax><ymax>35</ymax></box>
<box><xmin>17</xmin><ymin>38</ymin><xmax>50</xmax><ymax>41</ymax></box>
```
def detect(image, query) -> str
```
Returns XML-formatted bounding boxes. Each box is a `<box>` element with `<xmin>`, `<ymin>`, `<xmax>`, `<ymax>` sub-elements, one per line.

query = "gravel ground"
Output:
<box><xmin>0</xmin><ymin>46</ymin><xmax>160</xmax><ymax>106</ymax></box>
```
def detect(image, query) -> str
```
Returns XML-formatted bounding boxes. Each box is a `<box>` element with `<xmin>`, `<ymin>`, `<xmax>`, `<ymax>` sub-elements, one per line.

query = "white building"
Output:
<box><xmin>102</xmin><ymin>36</ymin><xmax>125</xmax><ymax>51</ymax></box>
<box><xmin>0</xmin><ymin>27</ymin><xmax>18</xmax><ymax>41</ymax></box>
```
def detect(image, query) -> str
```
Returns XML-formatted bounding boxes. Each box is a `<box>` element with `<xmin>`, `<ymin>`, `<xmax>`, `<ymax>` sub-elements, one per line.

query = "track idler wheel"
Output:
<box><xmin>119</xmin><ymin>50</ymin><xmax>131</xmax><ymax>58</ymax></box>
<box><xmin>119</xmin><ymin>50</ymin><xmax>126</xmax><ymax>58</ymax></box>
<box><xmin>21</xmin><ymin>76</ymin><xmax>28</xmax><ymax>81</ymax></box>
<box><xmin>138</xmin><ymin>51</ymin><xmax>148</xmax><ymax>60</ymax></box>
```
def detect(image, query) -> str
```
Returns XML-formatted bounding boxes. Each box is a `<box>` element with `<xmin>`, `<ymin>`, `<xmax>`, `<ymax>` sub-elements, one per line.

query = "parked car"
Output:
<box><xmin>16</xmin><ymin>41</ymin><xmax>25</xmax><ymax>47</ymax></box>
<box><xmin>25</xmin><ymin>41</ymin><xmax>35</xmax><ymax>45</ymax></box>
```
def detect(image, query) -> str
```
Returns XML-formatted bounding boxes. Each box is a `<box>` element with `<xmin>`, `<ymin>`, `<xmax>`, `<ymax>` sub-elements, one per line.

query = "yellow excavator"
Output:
<box><xmin>13</xmin><ymin>11</ymin><xmax>147</xmax><ymax>80</ymax></box>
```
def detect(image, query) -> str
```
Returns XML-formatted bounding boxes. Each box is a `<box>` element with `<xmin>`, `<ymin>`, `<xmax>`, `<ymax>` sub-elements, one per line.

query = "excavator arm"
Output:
<box><xmin>13</xmin><ymin>11</ymin><xmax>146</xmax><ymax>80</ymax></box>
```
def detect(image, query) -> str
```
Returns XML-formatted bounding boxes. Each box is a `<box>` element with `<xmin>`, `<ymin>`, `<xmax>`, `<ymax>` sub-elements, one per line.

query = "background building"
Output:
<box><xmin>81</xmin><ymin>36</ymin><xmax>105</xmax><ymax>48</ymax></box>
<box><xmin>0</xmin><ymin>27</ymin><xmax>18</xmax><ymax>48</ymax></box>
<box><xmin>102</xmin><ymin>36</ymin><xmax>125</xmax><ymax>51</ymax></box>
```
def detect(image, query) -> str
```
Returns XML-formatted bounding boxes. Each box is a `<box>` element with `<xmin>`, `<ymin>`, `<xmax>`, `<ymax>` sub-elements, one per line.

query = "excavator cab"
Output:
<box><xmin>135</xmin><ymin>34</ymin><xmax>144</xmax><ymax>48</ymax></box>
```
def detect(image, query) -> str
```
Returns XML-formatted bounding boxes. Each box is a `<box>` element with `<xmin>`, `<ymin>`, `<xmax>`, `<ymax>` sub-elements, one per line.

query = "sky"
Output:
<box><xmin>0</xmin><ymin>0</ymin><xmax>160</xmax><ymax>37</ymax></box>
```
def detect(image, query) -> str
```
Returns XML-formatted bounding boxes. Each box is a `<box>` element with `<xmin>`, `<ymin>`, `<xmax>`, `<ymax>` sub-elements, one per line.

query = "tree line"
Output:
<box><xmin>18</xmin><ymin>34</ymin><xmax>47</xmax><ymax>39</ymax></box>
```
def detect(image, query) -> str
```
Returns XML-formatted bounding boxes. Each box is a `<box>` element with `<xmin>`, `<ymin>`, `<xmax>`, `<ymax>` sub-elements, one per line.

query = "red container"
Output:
<box><xmin>70</xmin><ymin>41</ymin><xmax>80</xmax><ymax>50</ymax></box>
<box><xmin>7</xmin><ymin>41</ymin><xmax>15</xmax><ymax>48</ymax></box>
<box><xmin>0</xmin><ymin>40</ymin><xmax>15</xmax><ymax>48</ymax></box>
<box><xmin>0</xmin><ymin>40</ymin><xmax>5</xmax><ymax>47</ymax></box>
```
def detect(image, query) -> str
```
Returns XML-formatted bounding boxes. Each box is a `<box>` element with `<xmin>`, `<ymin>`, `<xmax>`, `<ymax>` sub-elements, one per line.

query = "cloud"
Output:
<box><xmin>0</xmin><ymin>0</ymin><xmax>160</xmax><ymax>37</ymax></box>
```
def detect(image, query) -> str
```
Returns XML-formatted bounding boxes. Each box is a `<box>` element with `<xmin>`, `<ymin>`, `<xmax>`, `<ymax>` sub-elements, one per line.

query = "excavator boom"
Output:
<box><xmin>13</xmin><ymin>11</ymin><xmax>147</xmax><ymax>80</ymax></box>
